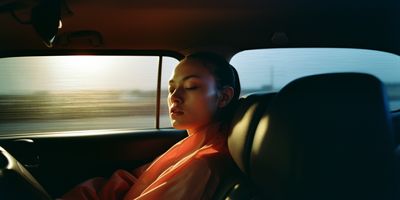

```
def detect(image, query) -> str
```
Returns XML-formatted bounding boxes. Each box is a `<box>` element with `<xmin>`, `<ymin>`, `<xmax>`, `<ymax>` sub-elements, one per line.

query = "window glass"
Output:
<box><xmin>0</xmin><ymin>55</ymin><xmax>178</xmax><ymax>135</ymax></box>
<box><xmin>230</xmin><ymin>48</ymin><xmax>400</xmax><ymax>110</ymax></box>
<box><xmin>160</xmin><ymin>57</ymin><xmax>180</xmax><ymax>128</ymax></box>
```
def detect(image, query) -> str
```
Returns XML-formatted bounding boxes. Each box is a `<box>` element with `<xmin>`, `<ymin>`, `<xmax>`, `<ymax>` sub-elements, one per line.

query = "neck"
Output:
<box><xmin>187</xmin><ymin>122</ymin><xmax>221</xmax><ymax>136</ymax></box>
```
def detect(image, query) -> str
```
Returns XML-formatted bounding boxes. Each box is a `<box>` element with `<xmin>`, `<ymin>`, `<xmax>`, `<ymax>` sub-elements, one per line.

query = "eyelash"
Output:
<box><xmin>185</xmin><ymin>86</ymin><xmax>198</xmax><ymax>90</ymax></box>
<box><xmin>168</xmin><ymin>86</ymin><xmax>198</xmax><ymax>94</ymax></box>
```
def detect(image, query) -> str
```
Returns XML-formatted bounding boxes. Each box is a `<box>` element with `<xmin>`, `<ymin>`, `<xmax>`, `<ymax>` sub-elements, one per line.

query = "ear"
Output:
<box><xmin>217</xmin><ymin>86</ymin><xmax>234</xmax><ymax>108</ymax></box>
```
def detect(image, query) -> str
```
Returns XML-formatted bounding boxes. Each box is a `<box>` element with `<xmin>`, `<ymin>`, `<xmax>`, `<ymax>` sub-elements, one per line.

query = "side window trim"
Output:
<box><xmin>156</xmin><ymin>56</ymin><xmax>163</xmax><ymax>129</ymax></box>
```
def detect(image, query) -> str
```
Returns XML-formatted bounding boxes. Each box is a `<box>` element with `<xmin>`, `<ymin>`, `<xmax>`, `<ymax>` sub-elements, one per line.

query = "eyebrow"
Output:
<box><xmin>169</xmin><ymin>75</ymin><xmax>202</xmax><ymax>84</ymax></box>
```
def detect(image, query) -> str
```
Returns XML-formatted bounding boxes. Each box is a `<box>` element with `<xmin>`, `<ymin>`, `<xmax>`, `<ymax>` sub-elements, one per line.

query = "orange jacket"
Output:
<box><xmin>62</xmin><ymin>129</ymin><xmax>232</xmax><ymax>200</ymax></box>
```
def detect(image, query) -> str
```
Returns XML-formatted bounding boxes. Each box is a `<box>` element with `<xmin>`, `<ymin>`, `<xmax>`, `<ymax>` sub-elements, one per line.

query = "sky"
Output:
<box><xmin>0</xmin><ymin>55</ymin><xmax>178</xmax><ymax>94</ymax></box>
<box><xmin>0</xmin><ymin>48</ymin><xmax>399</xmax><ymax>94</ymax></box>
<box><xmin>231</xmin><ymin>48</ymin><xmax>400</xmax><ymax>90</ymax></box>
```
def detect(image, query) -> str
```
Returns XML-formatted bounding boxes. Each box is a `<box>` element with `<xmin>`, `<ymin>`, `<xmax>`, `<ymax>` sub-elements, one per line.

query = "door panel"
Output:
<box><xmin>0</xmin><ymin>129</ymin><xmax>187</xmax><ymax>197</ymax></box>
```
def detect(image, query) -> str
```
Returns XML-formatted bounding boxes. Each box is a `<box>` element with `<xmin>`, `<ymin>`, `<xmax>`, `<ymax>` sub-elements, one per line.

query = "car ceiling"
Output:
<box><xmin>0</xmin><ymin>0</ymin><xmax>399</xmax><ymax>58</ymax></box>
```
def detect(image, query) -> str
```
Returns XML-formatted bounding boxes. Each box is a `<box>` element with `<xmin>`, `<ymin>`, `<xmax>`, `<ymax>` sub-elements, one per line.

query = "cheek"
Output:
<box><xmin>191</xmin><ymin>93</ymin><xmax>218</xmax><ymax>115</ymax></box>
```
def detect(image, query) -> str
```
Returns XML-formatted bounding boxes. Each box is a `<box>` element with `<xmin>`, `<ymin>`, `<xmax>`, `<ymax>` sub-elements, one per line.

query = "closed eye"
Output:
<box><xmin>185</xmin><ymin>86</ymin><xmax>198</xmax><ymax>90</ymax></box>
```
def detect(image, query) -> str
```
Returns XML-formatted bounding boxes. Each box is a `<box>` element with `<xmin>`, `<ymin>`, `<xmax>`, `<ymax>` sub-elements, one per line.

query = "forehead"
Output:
<box><xmin>170</xmin><ymin>59</ymin><xmax>214</xmax><ymax>80</ymax></box>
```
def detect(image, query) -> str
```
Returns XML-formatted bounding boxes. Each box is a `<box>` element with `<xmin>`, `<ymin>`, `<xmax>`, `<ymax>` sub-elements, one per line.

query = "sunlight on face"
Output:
<box><xmin>168</xmin><ymin>59</ymin><xmax>220</xmax><ymax>133</ymax></box>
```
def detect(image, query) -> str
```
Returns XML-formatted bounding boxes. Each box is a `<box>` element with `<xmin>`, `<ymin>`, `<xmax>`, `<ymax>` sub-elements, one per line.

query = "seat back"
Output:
<box><xmin>228</xmin><ymin>92</ymin><xmax>277</xmax><ymax>174</ymax></box>
<box><xmin>393</xmin><ymin>112</ymin><xmax>400</xmax><ymax>199</ymax></box>
<box><xmin>250</xmin><ymin>73</ymin><xmax>396</xmax><ymax>200</ymax></box>
<box><xmin>392</xmin><ymin>112</ymin><xmax>400</xmax><ymax>145</ymax></box>
<box><xmin>213</xmin><ymin>92</ymin><xmax>276</xmax><ymax>200</ymax></box>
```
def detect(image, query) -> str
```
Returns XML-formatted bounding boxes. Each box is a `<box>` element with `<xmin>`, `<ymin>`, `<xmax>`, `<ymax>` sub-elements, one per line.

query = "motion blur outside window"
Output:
<box><xmin>2</xmin><ymin>49</ymin><xmax>399</xmax><ymax>135</ymax></box>
<box><xmin>0</xmin><ymin>56</ymin><xmax>178</xmax><ymax>136</ymax></box>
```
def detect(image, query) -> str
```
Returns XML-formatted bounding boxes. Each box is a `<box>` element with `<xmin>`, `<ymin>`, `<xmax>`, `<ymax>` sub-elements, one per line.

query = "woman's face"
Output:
<box><xmin>168</xmin><ymin>58</ymin><xmax>220</xmax><ymax>133</ymax></box>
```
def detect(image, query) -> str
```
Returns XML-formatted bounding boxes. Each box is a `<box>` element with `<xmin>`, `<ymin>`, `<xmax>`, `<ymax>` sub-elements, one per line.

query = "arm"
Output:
<box><xmin>126</xmin><ymin>158</ymin><xmax>219</xmax><ymax>200</ymax></box>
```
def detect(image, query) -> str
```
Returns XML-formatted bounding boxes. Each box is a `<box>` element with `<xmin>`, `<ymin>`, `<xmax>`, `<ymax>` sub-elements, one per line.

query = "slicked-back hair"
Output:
<box><xmin>185</xmin><ymin>52</ymin><xmax>241</xmax><ymax>129</ymax></box>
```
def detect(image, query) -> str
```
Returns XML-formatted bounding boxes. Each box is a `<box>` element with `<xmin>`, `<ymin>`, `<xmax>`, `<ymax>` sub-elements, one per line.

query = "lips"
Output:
<box><xmin>170</xmin><ymin>107</ymin><xmax>184</xmax><ymax>117</ymax></box>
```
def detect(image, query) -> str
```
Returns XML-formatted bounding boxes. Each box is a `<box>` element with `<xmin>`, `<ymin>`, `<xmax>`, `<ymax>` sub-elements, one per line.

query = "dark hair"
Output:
<box><xmin>185</xmin><ymin>52</ymin><xmax>241</xmax><ymax>126</ymax></box>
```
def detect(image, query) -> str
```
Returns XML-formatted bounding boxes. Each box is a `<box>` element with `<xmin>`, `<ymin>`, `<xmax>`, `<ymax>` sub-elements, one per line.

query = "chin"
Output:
<box><xmin>171</xmin><ymin>121</ymin><xmax>188</xmax><ymax>130</ymax></box>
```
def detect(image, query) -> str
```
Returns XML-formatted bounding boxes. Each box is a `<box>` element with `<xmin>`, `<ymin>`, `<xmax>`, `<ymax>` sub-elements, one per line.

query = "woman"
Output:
<box><xmin>62</xmin><ymin>52</ymin><xmax>241</xmax><ymax>200</ymax></box>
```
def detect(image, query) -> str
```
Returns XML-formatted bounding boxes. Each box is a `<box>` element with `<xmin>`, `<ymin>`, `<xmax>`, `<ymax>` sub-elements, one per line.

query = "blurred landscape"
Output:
<box><xmin>0</xmin><ymin>90</ymin><xmax>163</xmax><ymax>134</ymax></box>
<box><xmin>0</xmin><ymin>90</ymin><xmax>156</xmax><ymax>121</ymax></box>
<box><xmin>1</xmin><ymin>85</ymin><xmax>400</xmax><ymax>135</ymax></box>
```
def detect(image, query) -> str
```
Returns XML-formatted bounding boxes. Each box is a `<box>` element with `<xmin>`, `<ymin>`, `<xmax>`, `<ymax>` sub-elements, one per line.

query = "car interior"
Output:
<box><xmin>227</xmin><ymin>73</ymin><xmax>397</xmax><ymax>199</ymax></box>
<box><xmin>0</xmin><ymin>0</ymin><xmax>399</xmax><ymax>200</ymax></box>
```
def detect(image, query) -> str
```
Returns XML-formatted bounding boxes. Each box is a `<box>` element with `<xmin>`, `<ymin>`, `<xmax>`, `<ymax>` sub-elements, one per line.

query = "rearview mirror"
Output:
<box><xmin>31</xmin><ymin>0</ymin><xmax>61</xmax><ymax>47</ymax></box>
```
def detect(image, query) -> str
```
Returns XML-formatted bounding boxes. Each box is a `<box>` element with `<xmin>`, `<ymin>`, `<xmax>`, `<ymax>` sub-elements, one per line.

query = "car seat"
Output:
<box><xmin>226</xmin><ymin>73</ymin><xmax>397</xmax><ymax>200</ymax></box>
<box><xmin>213</xmin><ymin>92</ymin><xmax>277</xmax><ymax>199</ymax></box>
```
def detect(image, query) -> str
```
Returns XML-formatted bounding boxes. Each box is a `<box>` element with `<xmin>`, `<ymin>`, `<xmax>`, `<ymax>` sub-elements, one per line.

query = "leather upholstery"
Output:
<box><xmin>228</xmin><ymin>92</ymin><xmax>277</xmax><ymax>174</ymax></box>
<box><xmin>251</xmin><ymin>73</ymin><xmax>396</xmax><ymax>200</ymax></box>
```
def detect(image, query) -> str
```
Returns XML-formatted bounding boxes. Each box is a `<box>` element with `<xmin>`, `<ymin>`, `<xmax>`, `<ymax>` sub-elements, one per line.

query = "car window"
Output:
<box><xmin>160</xmin><ymin>57</ymin><xmax>180</xmax><ymax>128</ymax></box>
<box><xmin>0</xmin><ymin>55</ymin><xmax>179</xmax><ymax>136</ymax></box>
<box><xmin>230</xmin><ymin>48</ymin><xmax>400</xmax><ymax>111</ymax></box>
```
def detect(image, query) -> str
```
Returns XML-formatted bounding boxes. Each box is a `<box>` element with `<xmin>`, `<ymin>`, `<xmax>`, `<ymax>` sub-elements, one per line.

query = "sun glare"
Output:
<box><xmin>0</xmin><ymin>55</ymin><xmax>163</xmax><ymax>93</ymax></box>
<box><xmin>49</xmin><ymin>56</ymin><xmax>112</xmax><ymax>91</ymax></box>
<box><xmin>60</xmin><ymin>56</ymin><xmax>110</xmax><ymax>73</ymax></box>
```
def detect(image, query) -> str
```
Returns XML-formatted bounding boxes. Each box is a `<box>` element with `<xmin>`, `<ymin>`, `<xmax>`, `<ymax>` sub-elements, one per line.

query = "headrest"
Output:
<box><xmin>228</xmin><ymin>92</ymin><xmax>276</xmax><ymax>174</ymax></box>
<box><xmin>392</xmin><ymin>112</ymin><xmax>400</xmax><ymax>145</ymax></box>
<box><xmin>251</xmin><ymin>73</ymin><xmax>396</xmax><ymax>199</ymax></box>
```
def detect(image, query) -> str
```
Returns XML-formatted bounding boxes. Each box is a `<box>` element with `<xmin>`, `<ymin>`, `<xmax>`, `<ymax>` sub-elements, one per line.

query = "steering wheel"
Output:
<box><xmin>0</xmin><ymin>146</ymin><xmax>52</xmax><ymax>200</ymax></box>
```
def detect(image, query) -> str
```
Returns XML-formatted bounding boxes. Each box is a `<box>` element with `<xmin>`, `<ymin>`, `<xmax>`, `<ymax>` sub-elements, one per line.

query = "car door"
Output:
<box><xmin>0</xmin><ymin>53</ymin><xmax>187</xmax><ymax>197</ymax></box>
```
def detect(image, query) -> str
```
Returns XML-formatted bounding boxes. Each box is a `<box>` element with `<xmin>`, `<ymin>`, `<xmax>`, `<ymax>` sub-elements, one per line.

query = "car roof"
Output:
<box><xmin>1</xmin><ymin>0</ymin><xmax>399</xmax><ymax>58</ymax></box>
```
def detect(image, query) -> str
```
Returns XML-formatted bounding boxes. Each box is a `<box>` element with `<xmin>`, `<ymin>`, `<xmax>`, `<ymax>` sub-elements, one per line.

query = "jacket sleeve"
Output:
<box><xmin>62</xmin><ymin>169</ymin><xmax>139</xmax><ymax>200</ymax></box>
<box><xmin>125</xmin><ymin>158</ymin><xmax>219</xmax><ymax>200</ymax></box>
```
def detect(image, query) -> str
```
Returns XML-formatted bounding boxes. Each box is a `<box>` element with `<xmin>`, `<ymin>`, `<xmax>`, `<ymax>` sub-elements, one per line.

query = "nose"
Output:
<box><xmin>169</xmin><ymin>88</ymin><xmax>183</xmax><ymax>104</ymax></box>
